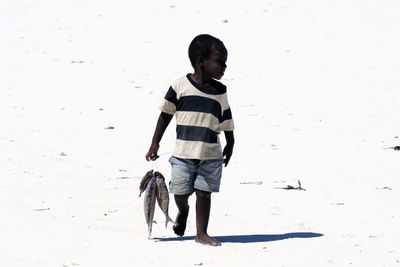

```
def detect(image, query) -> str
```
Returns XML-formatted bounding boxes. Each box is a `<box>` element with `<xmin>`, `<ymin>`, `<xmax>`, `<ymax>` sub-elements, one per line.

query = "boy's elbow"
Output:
<box><xmin>224</xmin><ymin>131</ymin><xmax>235</xmax><ymax>144</ymax></box>
<box><xmin>160</xmin><ymin>112</ymin><xmax>173</xmax><ymax>122</ymax></box>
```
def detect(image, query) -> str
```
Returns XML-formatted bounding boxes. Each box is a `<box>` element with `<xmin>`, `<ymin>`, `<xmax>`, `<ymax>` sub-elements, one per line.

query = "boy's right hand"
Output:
<box><xmin>145</xmin><ymin>144</ymin><xmax>160</xmax><ymax>161</ymax></box>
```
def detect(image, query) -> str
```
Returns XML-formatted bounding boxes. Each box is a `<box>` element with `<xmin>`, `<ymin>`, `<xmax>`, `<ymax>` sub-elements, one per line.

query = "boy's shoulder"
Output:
<box><xmin>171</xmin><ymin>75</ymin><xmax>190</xmax><ymax>89</ymax></box>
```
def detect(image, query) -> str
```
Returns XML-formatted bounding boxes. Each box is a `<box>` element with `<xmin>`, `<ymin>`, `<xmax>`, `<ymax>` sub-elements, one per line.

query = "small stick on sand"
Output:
<box><xmin>274</xmin><ymin>180</ymin><xmax>306</xmax><ymax>191</ymax></box>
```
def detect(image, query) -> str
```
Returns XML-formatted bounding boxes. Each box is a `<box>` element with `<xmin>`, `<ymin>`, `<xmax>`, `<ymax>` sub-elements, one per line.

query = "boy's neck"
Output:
<box><xmin>190</xmin><ymin>72</ymin><xmax>212</xmax><ymax>86</ymax></box>
<box><xmin>190</xmin><ymin>72</ymin><xmax>219</xmax><ymax>93</ymax></box>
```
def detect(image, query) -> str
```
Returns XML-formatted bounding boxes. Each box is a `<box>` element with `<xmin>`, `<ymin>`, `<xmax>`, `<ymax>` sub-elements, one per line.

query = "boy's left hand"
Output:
<box><xmin>223</xmin><ymin>144</ymin><xmax>233</xmax><ymax>167</ymax></box>
<box><xmin>145</xmin><ymin>144</ymin><xmax>160</xmax><ymax>161</ymax></box>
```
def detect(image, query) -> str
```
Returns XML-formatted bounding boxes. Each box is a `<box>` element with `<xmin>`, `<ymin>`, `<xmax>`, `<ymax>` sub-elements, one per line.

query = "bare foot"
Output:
<box><xmin>195</xmin><ymin>234</ymin><xmax>221</xmax><ymax>246</ymax></box>
<box><xmin>173</xmin><ymin>209</ymin><xmax>189</xmax><ymax>237</ymax></box>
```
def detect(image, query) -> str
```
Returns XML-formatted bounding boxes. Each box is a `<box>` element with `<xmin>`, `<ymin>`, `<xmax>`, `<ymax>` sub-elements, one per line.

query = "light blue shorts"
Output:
<box><xmin>168</xmin><ymin>156</ymin><xmax>223</xmax><ymax>195</ymax></box>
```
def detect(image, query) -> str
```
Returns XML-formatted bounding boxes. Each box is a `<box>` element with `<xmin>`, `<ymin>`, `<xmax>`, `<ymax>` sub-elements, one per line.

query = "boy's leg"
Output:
<box><xmin>194</xmin><ymin>190</ymin><xmax>221</xmax><ymax>246</ymax></box>
<box><xmin>173</xmin><ymin>193</ymin><xmax>191</xmax><ymax>236</ymax></box>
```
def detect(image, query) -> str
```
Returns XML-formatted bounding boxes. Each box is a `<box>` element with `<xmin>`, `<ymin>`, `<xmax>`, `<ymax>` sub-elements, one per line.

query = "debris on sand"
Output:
<box><xmin>274</xmin><ymin>180</ymin><xmax>306</xmax><ymax>191</ymax></box>
<box><xmin>376</xmin><ymin>186</ymin><xmax>392</xmax><ymax>191</ymax></box>
<box><xmin>384</xmin><ymin>146</ymin><xmax>400</xmax><ymax>150</ymax></box>
<box><xmin>330</xmin><ymin>202</ymin><xmax>344</xmax><ymax>206</ymax></box>
<box><xmin>33</xmin><ymin>208</ymin><xmax>50</xmax><ymax>211</ymax></box>
<box><xmin>240</xmin><ymin>181</ymin><xmax>263</xmax><ymax>185</ymax></box>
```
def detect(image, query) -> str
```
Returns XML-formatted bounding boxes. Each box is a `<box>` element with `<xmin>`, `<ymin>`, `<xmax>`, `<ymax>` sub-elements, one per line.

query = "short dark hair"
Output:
<box><xmin>188</xmin><ymin>34</ymin><xmax>227</xmax><ymax>68</ymax></box>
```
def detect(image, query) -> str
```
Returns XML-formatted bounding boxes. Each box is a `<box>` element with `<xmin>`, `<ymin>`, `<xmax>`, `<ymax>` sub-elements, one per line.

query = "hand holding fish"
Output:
<box><xmin>145</xmin><ymin>143</ymin><xmax>160</xmax><ymax>161</ymax></box>
<box><xmin>223</xmin><ymin>144</ymin><xmax>233</xmax><ymax>167</ymax></box>
<box><xmin>145</xmin><ymin>112</ymin><xmax>173</xmax><ymax>161</ymax></box>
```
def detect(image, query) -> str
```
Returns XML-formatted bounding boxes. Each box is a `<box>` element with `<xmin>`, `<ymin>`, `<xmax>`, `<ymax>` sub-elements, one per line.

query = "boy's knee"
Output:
<box><xmin>175</xmin><ymin>192</ymin><xmax>192</xmax><ymax>198</ymax></box>
<box><xmin>195</xmin><ymin>189</ymin><xmax>211</xmax><ymax>199</ymax></box>
<box><xmin>174</xmin><ymin>193</ymin><xmax>191</xmax><ymax>202</ymax></box>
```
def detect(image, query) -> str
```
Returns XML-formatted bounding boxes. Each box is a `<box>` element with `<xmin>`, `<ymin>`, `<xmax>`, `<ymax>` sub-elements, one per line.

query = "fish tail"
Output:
<box><xmin>147</xmin><ymin>222</ymin><xmax>152</xmax><ymax>238</ymax></box>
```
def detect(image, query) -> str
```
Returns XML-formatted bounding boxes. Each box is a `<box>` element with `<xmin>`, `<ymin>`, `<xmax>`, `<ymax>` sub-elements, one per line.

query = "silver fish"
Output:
<box><xmin>139</xmin><ymin>170</ymin><xmax>154</xmax><ymax>197</ymax></box>
<box><xmin>143</xmin><ymin>175</ymin><xmax>157</xmax><ymax>238</ymax></box>
<box><xmin>154</xmin><ymin>171</ymin><xmax>175</xmax><ymax>228</ymax></box>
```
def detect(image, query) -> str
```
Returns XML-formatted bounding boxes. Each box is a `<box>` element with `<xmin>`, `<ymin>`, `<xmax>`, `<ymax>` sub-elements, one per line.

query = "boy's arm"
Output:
<box><xmin>223</xmin><ymin>130</ymin><xmax>235</xmax><ymax>167</ymax></box>
<box><xmin>145</xmin><ymin>112</ymin><xmax>173</xmax><ymax>161</ymax></box>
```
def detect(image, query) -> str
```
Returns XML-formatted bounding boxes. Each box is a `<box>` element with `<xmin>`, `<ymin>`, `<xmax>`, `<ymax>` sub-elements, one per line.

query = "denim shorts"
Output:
<box><xmin>168</xmin><ymin>156</ymin><xmax>223</xmax><ymax>195</ymax></box>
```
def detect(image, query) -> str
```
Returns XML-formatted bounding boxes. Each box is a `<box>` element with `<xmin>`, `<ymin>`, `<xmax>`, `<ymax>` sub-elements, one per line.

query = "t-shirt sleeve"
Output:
<box><xmin>159</xmin><ymin>86</ymin><xmax>177</xmax><ymax>115</ymax></box>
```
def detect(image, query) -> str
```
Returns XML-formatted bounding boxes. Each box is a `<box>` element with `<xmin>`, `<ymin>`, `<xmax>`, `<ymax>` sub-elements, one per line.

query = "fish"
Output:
<box><xmin>154</xmin><ymin>171</ymin><xmax>175</xmax><ymax>228</ymax></box>
<box><xmin>139</xmin><ymin>170</ymin><xmax>154</xmax><ymax>197</ymax></box>
<box><xmin>143</xmin><ymin>175</ymin><xmax>157</xmax><ymax>238</ymax></box>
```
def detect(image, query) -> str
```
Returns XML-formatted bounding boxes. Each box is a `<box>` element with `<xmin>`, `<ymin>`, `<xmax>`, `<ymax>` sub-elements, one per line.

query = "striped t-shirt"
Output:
<box><xmin>160</xmin><ymin>74</ymin><xmax>234</xmax><ymax>160</ymax></box>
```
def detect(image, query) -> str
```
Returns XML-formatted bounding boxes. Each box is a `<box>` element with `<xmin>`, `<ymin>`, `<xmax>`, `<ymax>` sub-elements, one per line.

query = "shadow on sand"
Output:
<box><xmin>154</xmin><ymin>232</ymin><xmax>323</xmax><ymax>244</ymax></box>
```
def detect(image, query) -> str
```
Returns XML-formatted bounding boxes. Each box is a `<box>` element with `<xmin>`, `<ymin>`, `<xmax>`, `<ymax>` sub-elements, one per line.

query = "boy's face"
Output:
<box><xmin>202</xmin><ymin>46</ymin><xmax>227</xmax><ymax>80</ymax></box>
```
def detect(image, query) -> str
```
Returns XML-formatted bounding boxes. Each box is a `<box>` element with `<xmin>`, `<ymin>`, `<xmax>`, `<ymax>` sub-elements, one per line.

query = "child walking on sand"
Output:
<box><xmin>145</xmin><ymin>34</ymin><xmax>235</xmax><ymax>246</ymax></box>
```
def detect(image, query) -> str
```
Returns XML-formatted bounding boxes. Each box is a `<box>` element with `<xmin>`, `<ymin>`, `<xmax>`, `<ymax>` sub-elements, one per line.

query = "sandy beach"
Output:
<box><xmin>1</xmin><ymin>0</ymin><xmax>400</xmax><ymax>266</ymax></box>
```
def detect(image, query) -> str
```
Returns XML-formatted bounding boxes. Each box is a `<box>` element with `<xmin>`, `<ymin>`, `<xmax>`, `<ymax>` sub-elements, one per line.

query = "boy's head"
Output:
<box><xmin>188</xmin><ymin>34</ymin><xmax>227</xmax><ymax>69</ymax></box>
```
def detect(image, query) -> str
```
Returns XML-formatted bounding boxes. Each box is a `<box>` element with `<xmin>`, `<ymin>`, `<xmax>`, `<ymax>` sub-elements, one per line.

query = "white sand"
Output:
<box><xmin>1</xmin><ymin>0</ymin><xmax>400</xmax><ymax>266</ymax></box>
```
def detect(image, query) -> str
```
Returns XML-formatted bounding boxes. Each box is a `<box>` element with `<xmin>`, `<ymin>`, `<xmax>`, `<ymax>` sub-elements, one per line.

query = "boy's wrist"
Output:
<box><xmin>150</xmin><ymin>143</ymin><xmax>160</xmax><ymax>150</ymax></box>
